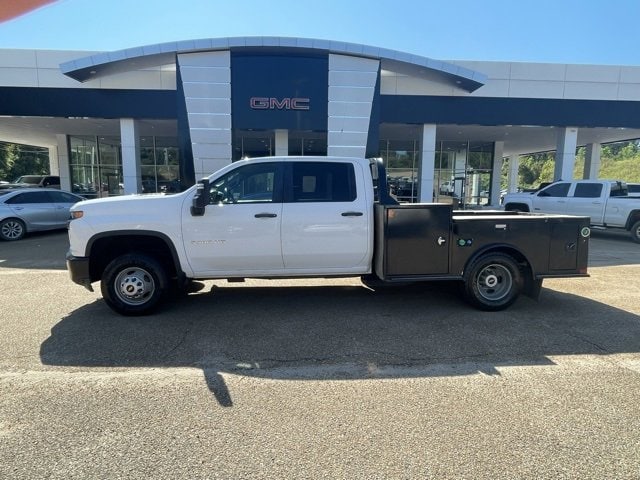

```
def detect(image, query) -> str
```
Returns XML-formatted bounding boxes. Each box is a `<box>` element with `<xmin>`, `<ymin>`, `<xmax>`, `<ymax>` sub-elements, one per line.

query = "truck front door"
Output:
<box><xmin>182</xmin><ymin>162</ymin><xmax>285</xmax><ymax>275</ymax></box>
<box><xmin>532</xmin><ymin>182</ymin><xmax>571</xmax><ymax>214</ymax></box>
<box><xmin>280</xmin><ymin>161</ymin><xmax>371</xmax><ymax>273</ymax></box>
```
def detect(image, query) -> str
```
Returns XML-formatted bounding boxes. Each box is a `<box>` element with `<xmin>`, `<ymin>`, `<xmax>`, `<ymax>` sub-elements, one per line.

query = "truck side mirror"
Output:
<box><xmin>190</xmin><ymin>178</ymin><xmax>210</xmax><ymax>216</ymax></box>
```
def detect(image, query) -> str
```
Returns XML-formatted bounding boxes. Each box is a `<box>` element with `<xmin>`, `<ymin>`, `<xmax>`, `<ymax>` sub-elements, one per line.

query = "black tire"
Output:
<box><xmin>463</xmin><ymin>253</ymin><xmax>521</xmax><ymax>311</ymax></box>
<box><xmin>631</xmin><ymin>220</ymin><xmax>640</xmax><ymax>244</ymax></box>
<box><xmin>0</xmin><ymin>218</ymin><xmax>26</xmax><ymax>241</ymax></box>
<box><xmin>101</xmin><ymin>254</ymin><xmax>168</xmax><ymax>316</ymax></box>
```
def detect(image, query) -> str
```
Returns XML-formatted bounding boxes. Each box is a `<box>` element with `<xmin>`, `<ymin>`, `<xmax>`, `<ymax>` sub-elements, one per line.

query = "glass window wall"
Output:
<box><xmin>379</xmin><ymin>139</ymin><xmax>420</xmax><ymax>203</ymax></box>
<box><xmin>288</xmin><ymin>131</ymin><xmax>327</xmax><ymax>156</ymax></box>
<box><xmin>378</xmin><ymin>124</ymin><xmax>495</xmax><ymax>207</ymax></box>
<box><xmin>435</xmin><ymin>141</ymin><xmax>494</xmax><ymax>207</ymax></box>
<box><xmin>140</xmin><ymin>136</ymin><xmax>180</xmax><ymax>193</ymax></box>
<box><xmin>69</xmin><ymin>135</ymin><xmax>179</xmax><ymax>197</ymax></box>
<box><xmin>69</xmin><ymin>135</ymin><xmax>122</xmax><ymax>198</ymax></box>
<box><xmin>233</xmin><ymin>130</ymin><xmax>275</xmax><ymax>160</ymax></box>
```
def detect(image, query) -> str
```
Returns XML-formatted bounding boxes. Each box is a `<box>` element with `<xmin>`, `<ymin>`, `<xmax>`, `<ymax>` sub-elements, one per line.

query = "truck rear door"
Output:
<box><xmin>280</xmin><ymin>160</ymin><xmax>371</xmax><ymax>273</ymax></box>
<box><xmin>565</xmin><ymin>182</ymin><xmax>606</xmax><ymax>224</ymax></box>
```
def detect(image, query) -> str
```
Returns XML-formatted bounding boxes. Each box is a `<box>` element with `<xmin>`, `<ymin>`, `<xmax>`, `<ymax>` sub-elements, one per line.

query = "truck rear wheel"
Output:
<box><xmin>101</xmin><ymin>254</ymin><xmax>168</xmax><ymax>316</ymax></box>
<box><xmin>464</xmin><ymin>253</ymin><xmax>521</xmax><ymax>311</ymax></box>
<box><xmin>631</xmin><ymin>220</ymin><xmax>640</xmax><ymax>244</ymax></box>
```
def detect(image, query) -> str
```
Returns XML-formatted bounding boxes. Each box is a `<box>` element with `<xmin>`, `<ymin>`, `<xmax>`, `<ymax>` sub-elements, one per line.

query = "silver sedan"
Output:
<box><xmin>0</xmin><ymin>188</ymin><xmax>84</xmax><ymax>241</ymax></box>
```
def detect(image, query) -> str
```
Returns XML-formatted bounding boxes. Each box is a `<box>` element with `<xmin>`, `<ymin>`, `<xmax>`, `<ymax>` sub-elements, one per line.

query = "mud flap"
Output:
<box><xmin>523</xmin><ymin>276</ymin><xmax>543</xmax><ymax>300</ymax></box>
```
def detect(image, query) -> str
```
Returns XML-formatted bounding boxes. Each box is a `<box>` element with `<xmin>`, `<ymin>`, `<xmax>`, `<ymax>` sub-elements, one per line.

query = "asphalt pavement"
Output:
<box><xmin>0</xmin><ymin>229</ymin><xmax>639</xmax><ymax>478</ymax></box>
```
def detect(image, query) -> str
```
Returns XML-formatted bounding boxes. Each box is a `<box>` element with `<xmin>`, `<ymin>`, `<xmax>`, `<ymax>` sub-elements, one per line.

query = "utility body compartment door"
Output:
<box><xmin>375</xmin><ymin>204</ymin><xmax>451</xmax><ymax>278</ymax></box>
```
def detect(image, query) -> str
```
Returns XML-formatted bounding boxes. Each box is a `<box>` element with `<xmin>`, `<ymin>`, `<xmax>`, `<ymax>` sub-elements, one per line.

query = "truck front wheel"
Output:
<box><xmin>464</xmin><ymin>253</ymin><xmax>521</xmax><ymax>311</ymax></box>
<box><xmin>101</xmin><ymin>254</ymin><xmax>168</xmax><ymax>316</ymax></box>
<box><xmin>631</xmin><ymin>220</ymin><xmax>640</xmax><ymax>244</ymax></box>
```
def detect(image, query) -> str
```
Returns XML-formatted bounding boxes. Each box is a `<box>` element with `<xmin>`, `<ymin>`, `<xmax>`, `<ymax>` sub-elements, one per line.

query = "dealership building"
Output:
<box><xmin>2</xmin><ymin>36</ymin><xmax>640</xmax><ymax>205</ymax></box>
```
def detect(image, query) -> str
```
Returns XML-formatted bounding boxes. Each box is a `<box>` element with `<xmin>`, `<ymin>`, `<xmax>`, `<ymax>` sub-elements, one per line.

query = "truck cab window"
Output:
<box><xmin>573</xmin><ymin>183</ymin><xmax>603</xmax><ymax>198</ymax></box>
<box><xmin>209</xmin><ymin>163</ymin><xmax>280</xmax><ymax>204</ymax></box>
<box><xmin>290</xmin><ymin>162</ymin><xmax>356</xmax><ymax>202</ymax></box>
<box><xmin>610</xmin><ymin>182</ymin><xmax>628</xmax><ymax>197</ymax></box>
<box><xmin>537</xmin><ymin>183</ymin><xmax>570</xmax><ymax>198</ymax></box>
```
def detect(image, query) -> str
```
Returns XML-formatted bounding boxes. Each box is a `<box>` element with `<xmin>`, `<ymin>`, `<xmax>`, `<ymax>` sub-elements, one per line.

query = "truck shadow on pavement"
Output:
<box><xmin>40</xmin><ymin>282</ymin><xmax>640</xmax><ymax>407</ymax></box>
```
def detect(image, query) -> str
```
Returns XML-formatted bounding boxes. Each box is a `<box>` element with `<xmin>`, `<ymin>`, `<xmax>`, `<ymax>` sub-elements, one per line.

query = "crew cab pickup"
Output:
<box><xmin>503</xmin><ymin>180</ymin><xmax>640</xmax><ymax>243</ymax></box>
<box><xmin>67</xmin><ymin>157</ymin><xmax>590</xmax><ymax>315</ymax></box>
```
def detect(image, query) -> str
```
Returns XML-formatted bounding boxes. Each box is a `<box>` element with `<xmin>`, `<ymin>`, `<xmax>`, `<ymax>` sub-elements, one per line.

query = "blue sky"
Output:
<box><xmin>0</xmin><ymin>0</ymin><xmax>639</xmax><ymax>65</ymax></box>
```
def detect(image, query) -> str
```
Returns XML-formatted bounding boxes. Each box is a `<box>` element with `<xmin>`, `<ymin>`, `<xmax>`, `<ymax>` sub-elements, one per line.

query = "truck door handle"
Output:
<box><xmin>341</xmin><ymin>211</ymin><xmax>363</xmax><ymax>217</ymax></box>
<box><xmin>254</xmin><ymin>213</ymin><xmax>277</xmax><ymax>218</ymax></box>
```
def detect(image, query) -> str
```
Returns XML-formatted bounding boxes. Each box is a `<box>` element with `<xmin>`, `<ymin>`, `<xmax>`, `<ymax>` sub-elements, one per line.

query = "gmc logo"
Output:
<box><xmin>250</xmin><ymin>97</ymin><xmax>310</xmax><ymax>110</ymax></box>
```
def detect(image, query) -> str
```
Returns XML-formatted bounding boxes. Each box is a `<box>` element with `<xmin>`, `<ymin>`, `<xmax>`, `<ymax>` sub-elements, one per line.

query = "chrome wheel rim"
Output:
<box><xmin>476</xmin><ymin>263</ymin><xmax>513</xmax><ymax>301</ymax></box>
<box><xmin>114</xmin><ymin>267</ymin><xmax>155</xmax><ymax>306</ymax></box>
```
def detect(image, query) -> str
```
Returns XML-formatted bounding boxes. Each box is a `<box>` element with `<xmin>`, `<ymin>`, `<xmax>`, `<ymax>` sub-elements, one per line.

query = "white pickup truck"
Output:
<box><xmin>67</xmin><ymin>156</ymin><xmax>590</xmax><ymax>315</ymax></box>
<box><xmin>503</xmin><ymin>180</ymin><xmax>640</xmax><ymax>243</ymax></box>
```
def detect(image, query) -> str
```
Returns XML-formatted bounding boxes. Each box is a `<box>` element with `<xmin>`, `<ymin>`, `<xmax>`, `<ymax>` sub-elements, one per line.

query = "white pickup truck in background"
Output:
<box><xmin>503</xmin><ymin>180</ymin><xmax>640</xmax><ymax>243</ymax></box>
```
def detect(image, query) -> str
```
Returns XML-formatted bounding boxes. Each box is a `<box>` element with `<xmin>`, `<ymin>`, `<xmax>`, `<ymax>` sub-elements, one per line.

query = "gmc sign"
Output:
<box><xmin>250</xmin><ymin>97</ymin><xmax>310</xmax><ymax>110</ymax></box>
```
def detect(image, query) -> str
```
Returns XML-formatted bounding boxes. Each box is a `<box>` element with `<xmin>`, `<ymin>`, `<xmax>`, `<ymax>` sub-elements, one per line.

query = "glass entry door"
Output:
<box><xmin>232</xmin><ymin>130</ymin><xmax>275</xmax><ymax>160</ymax></box>
<box><xmin>436</xmin><ymin>141</ymin><xmax>494</xmax><ymax>207</ymax></box>
<box><xmin>288</xmin><ymin>131</ymin><xmax>327</xmax><ymax>156</ymax></box>
<box><xmin>379</xmin><ymin>139</ymin><xmax>419</xmax><ymax>203</ymax></box>
<box><xmin>233</xmin><ymin>129</ymin><xmax>328</xmax><ymax>159</ymax></box>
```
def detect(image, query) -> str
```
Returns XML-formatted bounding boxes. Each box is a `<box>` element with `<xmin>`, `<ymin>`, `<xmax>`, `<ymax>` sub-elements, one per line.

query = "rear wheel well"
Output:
<box><xmin>88</xmin><ymin>234</ymin><xmax>178</xmax><ymax>283</ymax></box>
<box><xmin>626</xmin><ymin>210</ymin><xmax>640</xmax><ymax>230</ymax></box>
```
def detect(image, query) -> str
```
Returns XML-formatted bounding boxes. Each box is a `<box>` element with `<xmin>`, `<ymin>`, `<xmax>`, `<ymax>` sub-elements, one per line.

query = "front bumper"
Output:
<box><xmin>66</xmin><ymin>250</ymin><xmax>93</xmax><ymax>292</ymax></box>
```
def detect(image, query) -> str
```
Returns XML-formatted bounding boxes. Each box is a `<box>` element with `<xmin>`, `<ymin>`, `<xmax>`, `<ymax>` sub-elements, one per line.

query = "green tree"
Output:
<box><xmin>0</xmin><ymin>142</ymin><xmax>49</xmax><ymax>181</ymax></box>
<box><xmin>0</xmin><ymin>143</ymin><xmax>19</xmax><ymax>181</ymax></box>
<box><xmin>514</xmin><ymin>139</ymin><xmax>640</xmax><ymax>188</ymax></box>
<box><xmin>517</xmin><ymin>152</ymin><xmax>555</xmax><ymax>188</ymax></box>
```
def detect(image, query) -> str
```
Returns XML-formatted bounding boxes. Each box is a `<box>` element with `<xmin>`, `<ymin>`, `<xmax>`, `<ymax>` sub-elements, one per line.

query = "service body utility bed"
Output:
<box><xmin>375</xmin><ymin>205</ymin><xmax>588</xmax><ymax>282</ymax></box>
<box><xmin>66</xmin><ymin>156</ymin><xmax>590</xmax><ymax>315</ymax></box>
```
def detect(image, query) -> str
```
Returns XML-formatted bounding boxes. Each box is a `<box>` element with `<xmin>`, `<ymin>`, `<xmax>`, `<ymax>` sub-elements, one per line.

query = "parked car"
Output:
<box><xmin>0</xmin><ymin>188</ymin><xmax>83</xmax><ymax>241</ymax></box>
<box><xmin>0</xmin><ymin>175</ymin><xmax>60</xmax><ymax>190</ymax></box>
